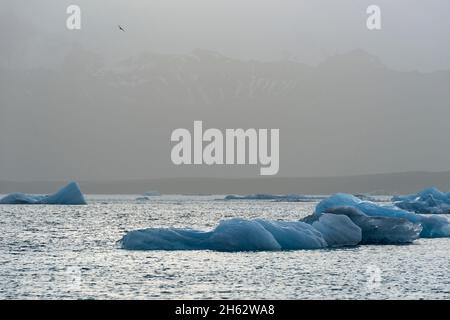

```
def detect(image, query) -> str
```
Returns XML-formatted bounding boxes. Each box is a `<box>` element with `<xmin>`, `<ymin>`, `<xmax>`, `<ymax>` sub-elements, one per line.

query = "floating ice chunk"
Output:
<box><xmin>320</xmin><ymin>207</ymin><xmax>421</xmax><ymax>244</ymax></box>
<box><xmin>120</xmin><ymin>218</ymin><xmax>328</xmax><ymax>251</ymax></box>
<box><xmin>315</xmin><ymin>193</ymin><xmax>450</xmax><ymax>238</ymax></box>
<box><xmin>393</xmin><ymin>187</ymin><xmax>450</xmax><ymax>202</ymax></box>
<box><xmin>144</xmin><ymin>191</ymin><xmax>160</xmax><ymax>196</ymax></box>
<box><xmin>206</xmin><ymin>219</ymin><xmax>282</xmax><ymax>251</ymax></box>
<box><xmin>0</xmin><ymin>192</ymin><xmax>42</xmax><ymax>204</ymax></box>
<box><xmin>316</xmin><ymin>193</ymin><xmax>361</xmax><ymax>213</ymax></box>
<box><xmin>136</xmin><ymin>196</ymin><xmax>150</xmax><ymax>201</ymax></box>
<box><xmin>0</xmin><ymin>182</ymin><xmax>87</xmax><ymax>205</ymax></box>
<box><xmin>252</xmin><ymin>219</ymin><xmax>327</xmax><ymax>249</ymax></box>
<box><xmin>120</xmin><ymin>228</ymin><xmax>212</xmax><ymax>251</ymax></box>
<box><xmin>311</xmin><ymin>213</ymin><xmax>361</xmax><ymax>247</ymax></box>
<box><xmin>392</xmin><ymin>187</ymin><xmax>450</xmax><ymax>214</ymax></box>
<box><xmin>43</xmin><ymin>182</ymin><xmax>87</xmax><ymax>205</ymax></box>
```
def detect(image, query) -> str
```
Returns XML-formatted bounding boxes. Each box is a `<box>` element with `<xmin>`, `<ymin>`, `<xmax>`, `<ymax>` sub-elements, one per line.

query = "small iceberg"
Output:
<box><xmin>0</xmin><ymin>182</ymin><xmax>87</xmax><ymax>205</ymax></box>
<box><xmin>136</xmin><ymin>196</ymin><xmax>150</xmax><ymax>201</ymax></box>
<box><xmin>392</xmin><ymin>187</ymin><xmax>450</xmax><ymax>214</ymax></box>
<box><xmin>302</xmin><ymin>207</ymin><xmax>421</xmax><ymax>244</ymax></box>
<box><xmin>310</xmin><ymin>213</ymin><xmax>362</xmax><ymax>247</ymax></box>
<box><xmin>143</xmin><ymin>191</ymin><xmax>160</xmax><ymax>196</ymax></box>
<box><xmin>224</xmin><ymin>194</ymin><xmax>326</xmax><ymax>202</ymax></box>
<box><xmin>315</xmin><ymin>193</ymin><xmax>450</xmax><ymax>238</ymax></box>
<box><xmin>119</xmin><ymin>217</ymin><xmax>363</xmax><ymax>251</ymax></box>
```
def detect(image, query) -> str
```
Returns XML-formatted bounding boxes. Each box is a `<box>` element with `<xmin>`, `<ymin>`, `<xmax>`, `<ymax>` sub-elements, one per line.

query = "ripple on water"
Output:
<box><xmin>0</xmin><ymin>195</ymin><xmax>449</xmax><ymax>299</ymax></box>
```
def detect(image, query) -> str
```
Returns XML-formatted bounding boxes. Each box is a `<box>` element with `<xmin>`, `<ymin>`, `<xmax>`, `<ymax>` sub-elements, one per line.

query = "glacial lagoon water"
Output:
<box><xmin>0</xmin><ymin>195</ymin><xmax>449</xmax><ymax>299</ymax></box>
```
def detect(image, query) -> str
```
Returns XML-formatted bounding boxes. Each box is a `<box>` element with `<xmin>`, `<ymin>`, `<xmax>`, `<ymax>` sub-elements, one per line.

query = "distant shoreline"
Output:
<box><xmin>2</xmin><ymin>171</ymin><xmax>450</xmax><ymax>195</ymax></box>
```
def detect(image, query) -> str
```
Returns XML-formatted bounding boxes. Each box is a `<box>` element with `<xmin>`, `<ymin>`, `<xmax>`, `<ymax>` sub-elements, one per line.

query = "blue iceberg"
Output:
<box><xmin>315</xmin><ymin>193</ymin><xmax>450</xmax><ymax>238</ymax></box>
<box><xmin>0</xmin><ymin>182</ymin><xmax>87</xmax><ymax>205</ymax></box>
<box><xmin>310</xmin><ymin>213</ymin><xmax>362</xmax><ymax>247</ymax></box>
<box><xmin>392</xmin><ymin>187</ymin><xmax>450</xmax><ymax>214</ymax></box>
<box><xmin>136</xmin><ymin>196</ymin><xmax>150</xmax><ymax>201</ymax></box>
<box><xmin>303</xmin><ymin>207</ymin><xmax>422</xmax><ymax>244</ymax></box>
<box><xmin>119</xmin><ymin>217</ymin><xmax>360</xmax><ymax>251</ymax></box>
<box><xmin>120</xmin><ymin>192</ymin><xmax>450</xmax><ymax>252</ymax></box>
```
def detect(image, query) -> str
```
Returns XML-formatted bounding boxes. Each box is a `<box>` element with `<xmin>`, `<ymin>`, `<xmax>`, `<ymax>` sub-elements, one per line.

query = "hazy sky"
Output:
<box><xmin>2</xmin><ymin>0</ymin><xmax>450</xmax><ymax>71</ymax></box>
<box><xmin>1</xmin><ymin>1</ymin><xmax>450</xmax><ymax>181</ymax></box>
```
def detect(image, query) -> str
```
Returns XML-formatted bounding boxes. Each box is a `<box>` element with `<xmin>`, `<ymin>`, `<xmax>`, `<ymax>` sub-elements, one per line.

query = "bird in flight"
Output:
<box><xmin>118</xmin><ymin>25</ymin><xmax>125</xmax><ymax>32</ymax></box>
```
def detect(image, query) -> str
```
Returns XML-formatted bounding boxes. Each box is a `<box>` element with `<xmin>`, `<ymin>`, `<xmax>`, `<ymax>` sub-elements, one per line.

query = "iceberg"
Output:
<box><xmin>392</xmin><ymin>187</ymin><xmax>450</xmax><ymax>214</ymax></box>
<box><xmin>315</xmin><ymin>193</ymin><xmax>450</xmax><ymax>238</ymax></box>
<box><xmin>136</xmin><ymin>196</ymin><xmax>150</xmax><ymax>201</ymax></box>
<box><xmin>303</xmin><ymin>207</ymin><xmax>421</xmax><ymax>244</ymax></box>
<box><xmin>0</xmin><ymin>182</ymin><xmax>87</xmax><ymax>205</ymax></box>
<box><xmin>311</xmin><ymin>213</ymin><xmax>362</xmax><ymax>247</ymax></box>
<box><xmin>251</xmin><ymin>219</ymin><xmax>327</xmax><ymax>250</ymax></box>
<box><xmin>120</xmin><ymin>192</ymin><xmax>449</xmax><ymax>252</ymax></box>
<box><xmin>120</xmin><ymin>218</ymin><xmax>332</xmax><ymax>251</ymax></box>
<box><xmin>144</xmin><ymin>191</ymin><xmax>160</xmax><ymax>196</ymax></box>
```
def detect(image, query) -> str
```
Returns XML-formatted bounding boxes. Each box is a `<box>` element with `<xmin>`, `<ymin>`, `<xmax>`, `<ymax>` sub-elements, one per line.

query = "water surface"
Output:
<box><xmin>0</xmin><ymin>195</ymin><xmax>448</xmax><ymax>299</ymax></box>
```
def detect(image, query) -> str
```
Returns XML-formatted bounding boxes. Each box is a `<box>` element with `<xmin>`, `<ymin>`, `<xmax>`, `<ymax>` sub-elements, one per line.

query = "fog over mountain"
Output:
<box><xmin>2</xmin><ymin>0</ymin><xmax>450</xmax><ymax>72</ymax></box>
<box><xmin>1</xmin><ymin>0</ymin><xmax>450</xmax><ymax>187</ymax></box>
<box><xmin>2</xmin><ymin>48</ymin><xmax>450</xmax><ymax>182</ymax></box>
